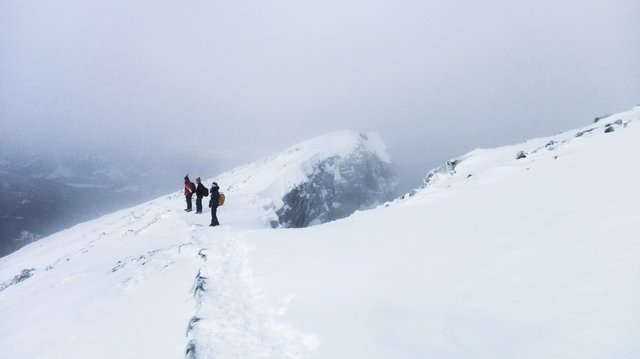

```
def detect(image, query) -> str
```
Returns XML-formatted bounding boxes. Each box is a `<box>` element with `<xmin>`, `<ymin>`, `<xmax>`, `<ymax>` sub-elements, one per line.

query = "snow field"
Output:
<box><xmin>1</xmin><ymin>108</ymin><xmax>639</xmax><ymax>358</ymax></box>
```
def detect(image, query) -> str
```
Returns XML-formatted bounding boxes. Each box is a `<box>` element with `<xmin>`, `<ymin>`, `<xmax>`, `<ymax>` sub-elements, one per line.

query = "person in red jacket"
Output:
<box><xmin>184</xmin><ymin>175</ymin><xmax>195</xmax><ymax>212</ymax></box>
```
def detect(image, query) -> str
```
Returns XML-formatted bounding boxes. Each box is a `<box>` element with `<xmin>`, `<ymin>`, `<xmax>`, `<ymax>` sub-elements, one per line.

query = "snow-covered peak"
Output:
<box><xmin>281</xmin><ymin>130</ymin><xmax>391</xmax><ymax>164</ymax></box>
<box><xmin>212</xmin><ymin>130</ymin><xmax>395</xmax><ymax>227</ymax></box>
<box><xmin>217</xmin><ymin>131</ymin><xmax>389</xmax><ymax>197</ymax></box>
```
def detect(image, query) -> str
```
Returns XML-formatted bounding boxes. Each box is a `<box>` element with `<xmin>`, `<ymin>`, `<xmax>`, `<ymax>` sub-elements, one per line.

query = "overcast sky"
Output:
<box><xmin>1</xmin><ymin>0</ymin><xmax>639</xmax><ymax>191</ymax></box>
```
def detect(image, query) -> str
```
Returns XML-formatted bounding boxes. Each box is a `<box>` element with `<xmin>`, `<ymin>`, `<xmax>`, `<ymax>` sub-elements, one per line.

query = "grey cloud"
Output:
<box><xmin>1</xmin><ymin>0</ymin><xmax>639</xmax><ymax>192</ymax></box>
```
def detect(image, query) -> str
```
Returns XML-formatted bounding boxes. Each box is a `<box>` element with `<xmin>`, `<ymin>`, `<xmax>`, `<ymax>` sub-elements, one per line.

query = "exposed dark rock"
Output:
<box><xmin>112</xmin><ymin>261</ymin><xmax>124</xmax><ymax>273</ymax></box>
<box><xmin>594</xmin><ymin>113</ymin><xmax>615</xmax><ymax>123</ymax></box>
<box><xmin>604</xmin><ymin>119</ymin><xmax>623</xmax><ymax>134</ymax></box>
<box><xmin>185</xmin><ymin>340</ymin><xmax>197</xmax><ymax>359</ymax></box>
<box><xmin>186</xmin><ymin>316</ymin><xmax>201</xmax><ymax>336</ymax></box>
<box><xmin>277</xmin><ymin>148</ymin><xmax>396</xmax><ymax>228</ymax></box>
<box><xmin>545</xmin><ymin>140</ymin><xmax>558</xmax><ymax>150</ymax></box>
<box><xmin>575</xmin><ymin>128</ymin><xmax>595</xmax><ymax>137</ymax></box>
<box><xmin>516</xmin><ymin>151</ymin><xmax>527</xmax><ymax>160</ymax></box>
<box><xmin>197</xmin><ymin>249</ymin><xmax>208</xmax><ymax>260</ymax></box>
<box><xmin>192</xmin><ymin>269</ymin><xmax>208</xmax><ymax>298</ymax></box>
<box><xmin>421</xmin><ymin>158</ymin><xmax>461</xmax><ymax>188</ymax></box>
<box><xmin>0</xmin><ymin>268</ymin><xmax>36</xmax><ymax>293</ymax></box>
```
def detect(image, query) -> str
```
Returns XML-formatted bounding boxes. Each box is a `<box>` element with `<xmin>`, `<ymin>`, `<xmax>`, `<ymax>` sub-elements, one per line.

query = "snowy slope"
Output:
<box><xmin>246</xmin><ymin>107</ymin><xmax>640</xmax><ymax>358</ymax></box>
<box><xmin>0</xmin><ymin>130</ymin><xmax>391</xmax><ymax>358</ymax></box>
<box><xmin>1</xmin><ymin>108</ymin><xmax>639</xmax><ymax>358</ymax></box>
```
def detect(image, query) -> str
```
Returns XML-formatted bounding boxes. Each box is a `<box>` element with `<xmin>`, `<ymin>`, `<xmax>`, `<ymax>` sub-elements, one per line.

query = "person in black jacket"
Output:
<box><xmin>208</xmin><ymin>182</ymin><xmax>220</xmax><ymax>226</ymax></box>
<box><xmin>194</xmin><ymin>177</ymin><xmax>208</xmax><ymax>214</ymax></box>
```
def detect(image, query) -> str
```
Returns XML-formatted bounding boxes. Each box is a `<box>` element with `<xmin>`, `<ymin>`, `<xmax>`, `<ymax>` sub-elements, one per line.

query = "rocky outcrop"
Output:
<box><xmin>276</xmin><ymin>145</ymin><xmax>396</xmax><ymax>228</ymax></box>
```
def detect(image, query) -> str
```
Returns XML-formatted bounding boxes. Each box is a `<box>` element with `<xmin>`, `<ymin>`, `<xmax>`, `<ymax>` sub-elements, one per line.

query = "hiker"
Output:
<box><xmin>208</xmin><ymin>182</ymin><xmax>220</xmax><ymax>226</ymax></box>
<box><xmin>184</xmin><ymin>175</ymin><xmax>196</xmax><ymax>212</ymax></box>
<box><xmin>194</xmin><ymin>177</ymin><xmax>208</xmax><ymax>214</ymax></box>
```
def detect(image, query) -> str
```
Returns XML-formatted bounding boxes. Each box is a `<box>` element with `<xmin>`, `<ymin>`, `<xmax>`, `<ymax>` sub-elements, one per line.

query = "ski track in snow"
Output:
<box><xmin>184</xmin><ymin>222</ymin><xmax>318</xmax><ymax>359</ymax></box>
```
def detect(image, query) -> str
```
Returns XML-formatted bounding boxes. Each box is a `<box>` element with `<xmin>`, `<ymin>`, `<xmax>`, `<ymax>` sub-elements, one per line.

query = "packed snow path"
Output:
<box><xmin>184</xmin><ymin>220</ymin><xmax>318</xmax><ymax>358</ymax></box>
<box><xmin>0</xmin><ymin>194</ymin><xmax>317</xmax><ymax>359</ymax></box>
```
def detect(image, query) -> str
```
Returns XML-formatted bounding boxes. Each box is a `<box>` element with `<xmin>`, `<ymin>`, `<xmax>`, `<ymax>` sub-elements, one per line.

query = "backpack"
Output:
<box><xmin>218</xmin><ymin>192</ymin><xmax>225</xmax><ymax>206</ymax></box>
<box><xmin>190</xmin><ymin>182</ymin><xmax>196</xmax><ymax>193</ymax></box>
<box><xmin>203</xmin><ymin>187</ymin><xmax>209</xmax><ymax>197</ymax></box>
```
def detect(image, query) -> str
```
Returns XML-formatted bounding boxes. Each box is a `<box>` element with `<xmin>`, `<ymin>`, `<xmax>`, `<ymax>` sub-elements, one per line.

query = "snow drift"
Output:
<box><xmin>1</xmin><ymin>107</ymin><xmax>639</xmax><ymax>358</ymax></box>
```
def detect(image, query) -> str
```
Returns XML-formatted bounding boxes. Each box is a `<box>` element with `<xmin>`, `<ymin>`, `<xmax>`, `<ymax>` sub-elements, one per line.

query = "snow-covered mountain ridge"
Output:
<box><xmin>406</xmin><ymin>106</ymin><xmax>639</xmax><ymax>196</ymax></box>
<box><xmin>1</xmin><ymin>108</ymin><xmax>639</xmax><ymax>358</ymax></box>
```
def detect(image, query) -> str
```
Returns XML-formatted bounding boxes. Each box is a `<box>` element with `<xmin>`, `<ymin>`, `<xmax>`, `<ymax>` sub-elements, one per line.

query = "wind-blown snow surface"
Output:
<box><xmin>1</xmin><ymin>109</ymin><xmax>640</xmax><ymax>358</ymax></box>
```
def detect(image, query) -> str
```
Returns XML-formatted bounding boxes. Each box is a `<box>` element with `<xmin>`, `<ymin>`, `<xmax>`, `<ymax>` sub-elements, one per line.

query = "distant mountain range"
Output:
<box><xmin>0</xmin><ymin>150</ymin><xmax>210</xmax><ymax>256</ymax></box>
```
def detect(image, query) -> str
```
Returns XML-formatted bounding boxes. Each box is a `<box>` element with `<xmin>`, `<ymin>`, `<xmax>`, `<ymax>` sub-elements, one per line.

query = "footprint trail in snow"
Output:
<box><xmin>183</xmin><ymin>221</ymin><xmax>319</xmax><ymax>359</ymax></box>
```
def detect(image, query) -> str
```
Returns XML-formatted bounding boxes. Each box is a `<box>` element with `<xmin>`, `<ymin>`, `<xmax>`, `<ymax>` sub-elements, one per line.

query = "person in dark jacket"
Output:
<box><xmin>194</xmin><ymin>177</ymin><xmax>208</xmax><ymax>214</ymax></box>
<box><xmin>208</xmin><ymin>182</ymin><xmax>220</xmax><ymax>226</ymax></box>
<box><xmin>184</xmin><ymin>175</ymin><xmax>195</xmax><ymax>212</ymax></box>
